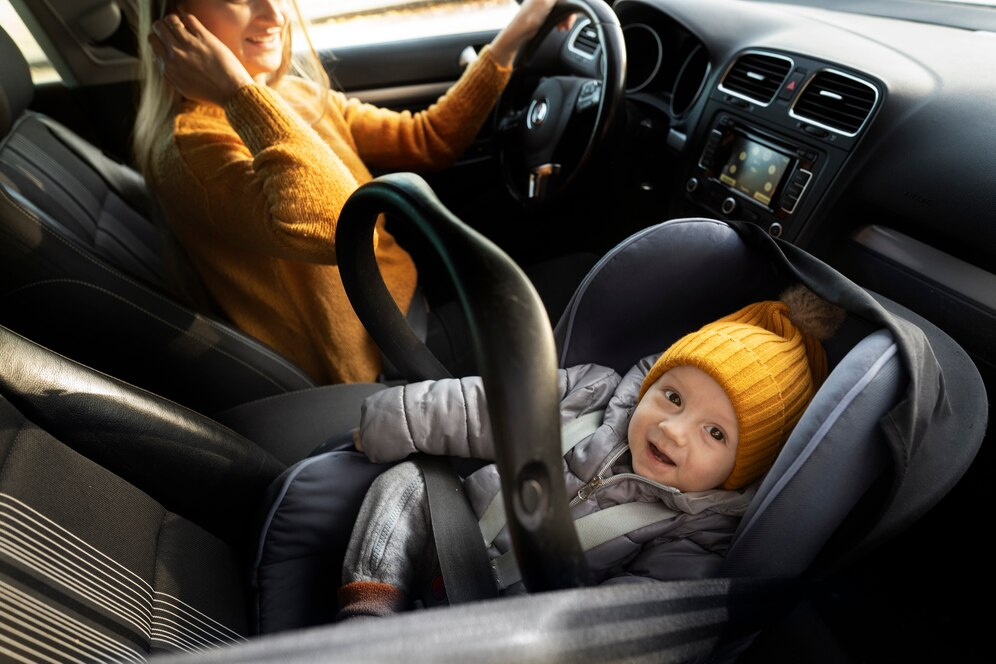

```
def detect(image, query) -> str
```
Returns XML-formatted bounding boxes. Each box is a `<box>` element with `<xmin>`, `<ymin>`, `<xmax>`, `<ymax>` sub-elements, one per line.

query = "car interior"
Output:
<box><xmin>0</xmin><ymin>0</ymin><xmax>993</xmax><ymax>661</ymax></box>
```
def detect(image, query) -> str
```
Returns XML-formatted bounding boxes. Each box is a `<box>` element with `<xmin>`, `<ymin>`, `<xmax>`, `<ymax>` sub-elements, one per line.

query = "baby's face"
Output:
<box><xmin>628</xmin><ymin>365</ymin><xmax>739</xmax><ymax>492</ymax></box>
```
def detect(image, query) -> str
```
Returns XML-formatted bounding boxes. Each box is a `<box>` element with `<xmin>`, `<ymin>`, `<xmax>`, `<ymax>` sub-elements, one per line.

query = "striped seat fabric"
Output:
<box><xmin>0</xmin><ymin>398</ymin><xmax>249</xmax><ymax>661</ymax></box>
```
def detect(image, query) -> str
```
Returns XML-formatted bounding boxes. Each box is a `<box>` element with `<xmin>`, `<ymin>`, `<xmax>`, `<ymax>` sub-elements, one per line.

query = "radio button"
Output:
<box><xmin>686</xmin><ymin>177</ymin><xmax>699</xmax><ymax>193</ymax></box>
<box><xmin>780</xmin><ymin>168</ymin><xmax>813</xmax><ymax>215</ymax></box>
<box><xmin>698</xmin><ymin>129</ymin><xmax>724</xmax><ymax>170</ymax></box>
<box><xmin>721</xmin><ymin>197</ymin><xmax>738</xmax><ymax>215</ymax></box>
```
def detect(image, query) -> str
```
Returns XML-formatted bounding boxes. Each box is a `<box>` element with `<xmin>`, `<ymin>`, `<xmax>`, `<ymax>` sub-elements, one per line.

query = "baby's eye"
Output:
<box><xmin>707</xmin><ymin>426</ymin><xmax>725</xmax><ymax>442</ymax></box>
<box><xmin>663</xmin><ymin>389</ymin><xmax>681</xmax><ymax>406</ymax></box>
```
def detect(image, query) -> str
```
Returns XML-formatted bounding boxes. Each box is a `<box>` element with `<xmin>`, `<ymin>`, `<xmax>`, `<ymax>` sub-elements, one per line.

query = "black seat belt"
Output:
<box><xmin>416</xmin><ymin>455</ymin><xmax>498</xmax><ymax>603</ymax></box>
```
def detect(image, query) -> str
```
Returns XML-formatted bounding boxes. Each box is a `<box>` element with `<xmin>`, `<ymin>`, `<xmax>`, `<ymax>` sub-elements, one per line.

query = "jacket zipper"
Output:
<box><xmin>569</xmin><ymin>443</ymin><xmax>680</xmax><ymax>507</ymax></box>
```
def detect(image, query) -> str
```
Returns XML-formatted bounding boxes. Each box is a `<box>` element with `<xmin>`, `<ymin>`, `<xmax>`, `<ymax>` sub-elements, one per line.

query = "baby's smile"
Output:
<box><xmin>648</xmin><ymin>441</ymin><xmax>677</xmax><ymax>467</ymax></box>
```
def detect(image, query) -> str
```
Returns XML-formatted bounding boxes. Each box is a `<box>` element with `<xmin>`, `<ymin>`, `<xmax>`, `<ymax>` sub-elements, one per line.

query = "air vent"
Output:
<box><xmin>791</xmin><ymin>69</ymin><xmax>878</xmax><ymax>136</ymax></box>
<box><xmin>718</xmin><ymin>52</ymin><xmax>793</xmax><ymax>106</ymax></box>
<box><xmin>570</xmin><ymin>20</ymin><xmax>598</xmax><ymax>59</ymax></box>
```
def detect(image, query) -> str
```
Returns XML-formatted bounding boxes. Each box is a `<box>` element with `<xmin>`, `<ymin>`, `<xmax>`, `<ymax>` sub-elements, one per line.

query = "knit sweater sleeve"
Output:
<box><xmin>169</xmin><ymin>82</ymin><xmax>359</xmax><ymax>263</ymax></box>
<box><xmin>331</xmin><ymin>46</ymin><xmax>512</xmax><ymax>171</ymax></box>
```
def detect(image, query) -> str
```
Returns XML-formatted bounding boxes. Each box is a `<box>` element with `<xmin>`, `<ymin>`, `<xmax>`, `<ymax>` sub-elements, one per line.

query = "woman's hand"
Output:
<box><xmin>148</xmin><ymin>11</ymin><xmax>254</xmax><ymax>107</ymax></box>
<box><xmin>489</xmin><ymin>0</ymin><xmax>577</xmax><ymax>68</ymax></box>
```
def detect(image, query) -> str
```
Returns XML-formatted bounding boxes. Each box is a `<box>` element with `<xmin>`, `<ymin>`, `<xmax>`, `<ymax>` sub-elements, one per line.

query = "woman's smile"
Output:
<box><xmin>245</xmin><ymin>31</ymin><xmax>281</xmax><ymax>49</ymax></box>
<box><xmin>182</xmin><ymin>0</ymin><xmax>287</xmax><ymax>78</ymax></box>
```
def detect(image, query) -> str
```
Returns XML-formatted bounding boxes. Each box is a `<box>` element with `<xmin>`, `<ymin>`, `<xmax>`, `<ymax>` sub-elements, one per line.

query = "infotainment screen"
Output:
<box><xmin>718</xmin><ymin>134</ymin><xmax>791</xmax><ymax>206</ymax></box>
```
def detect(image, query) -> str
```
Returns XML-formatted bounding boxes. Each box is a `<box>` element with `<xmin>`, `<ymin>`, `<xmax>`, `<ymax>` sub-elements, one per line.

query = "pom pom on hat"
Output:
<box><xmin>638</xmin><ymin>285</ymin><xmax>844</xmax><ymax>490</ymax></box>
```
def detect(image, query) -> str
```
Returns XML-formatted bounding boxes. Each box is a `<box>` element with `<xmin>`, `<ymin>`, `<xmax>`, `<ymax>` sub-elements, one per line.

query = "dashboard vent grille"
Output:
<box><xmin>792</xmin><ymin>70</ymin><xmax>878</xmax><ymax>136</ymax></box>
<box><xmin>719</xmin><ymin>52</ymin><xmax>792</xmax><ymax>105</ymax></box>
<box><xmin>571</xmin><ymin>22</ymin><xmax>599</xmax><ymax>58</ymax></box>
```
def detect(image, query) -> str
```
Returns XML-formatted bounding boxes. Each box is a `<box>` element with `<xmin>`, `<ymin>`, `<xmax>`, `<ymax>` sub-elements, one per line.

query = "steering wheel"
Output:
<box><xmin>495</xmin><ymin>0</ymin><xmax>625</xmax><ymax>206</ymax></box>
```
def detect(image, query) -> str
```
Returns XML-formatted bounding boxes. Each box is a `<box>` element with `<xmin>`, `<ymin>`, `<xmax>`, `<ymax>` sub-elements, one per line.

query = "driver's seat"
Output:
<box><xmin>0</xmin><ymin>22</ymin><xmax>319</xmax><ymax>415</ymax></box>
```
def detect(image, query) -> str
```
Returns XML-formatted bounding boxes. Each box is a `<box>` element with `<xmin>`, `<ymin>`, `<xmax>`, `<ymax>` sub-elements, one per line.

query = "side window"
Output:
<box><xmin>300</xmin><ymin>0</ymin><xmax>519</xmax><ymax>48</ymax></box>
<box><xmin>0</xmin><ymin>0</ymin><xmax>61</xmax><ymax>83</ymax></box>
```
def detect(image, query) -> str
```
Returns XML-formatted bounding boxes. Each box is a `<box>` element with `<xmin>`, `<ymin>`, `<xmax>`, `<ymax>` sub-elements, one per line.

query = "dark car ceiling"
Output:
<box><xmin>745</xmin><ymin>0</ymin><xmax>996</xmax><ymax>32</ymax></box>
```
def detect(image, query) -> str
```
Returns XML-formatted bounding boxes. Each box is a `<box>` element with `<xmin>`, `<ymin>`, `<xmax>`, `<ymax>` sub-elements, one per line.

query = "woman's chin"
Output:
<box><xmin>245</xmin><ymin>58</ymin><xmax>282</xmax><ymax>80</ymax></box>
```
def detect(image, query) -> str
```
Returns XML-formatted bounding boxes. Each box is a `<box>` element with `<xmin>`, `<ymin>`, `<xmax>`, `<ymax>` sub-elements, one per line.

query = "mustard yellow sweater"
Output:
<box><xmin>150</xmin><ymin>49</ymin><xmax>511</xmax><ymax>384</ymax></box>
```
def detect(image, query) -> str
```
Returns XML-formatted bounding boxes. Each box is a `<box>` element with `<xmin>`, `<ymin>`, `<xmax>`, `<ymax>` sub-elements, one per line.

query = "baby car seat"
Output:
<box><xmin>244</xmin><ymin>173</ymin><xmax>986</xmax><ymax>662</ymax></box>
<box><xmin>0</xmin><ymin>172</ymin><xmax>982</xmax><ymax>663</ymax></box>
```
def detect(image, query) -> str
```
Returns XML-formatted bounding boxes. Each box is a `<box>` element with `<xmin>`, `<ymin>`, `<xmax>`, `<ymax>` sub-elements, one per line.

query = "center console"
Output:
<box><xmin>689</xmin><ymin>115</ymin><xmax>817</xmax><ymax>236</ymax></box>
<box><xmin>680</xmin><ymin>50</ymin><xmax>881</xmax><ymax>240</ymax></box>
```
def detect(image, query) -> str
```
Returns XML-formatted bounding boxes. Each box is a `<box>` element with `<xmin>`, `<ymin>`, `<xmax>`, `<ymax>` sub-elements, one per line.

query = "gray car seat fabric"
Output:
<box><xmin>722</xmin><ymin>329</ymin><xmax>900</xmax><ymax>577</ymax></box>
<box><xmin>0</xmin><ymin>24</ymin><xmax>319</xmax><ymax>414</ymax></box>
<box><xmin>554</xmin><ymin>218</ymin><xmax>782</xmax><ymax>374</ymax></box>
<box><xmin>252</xmin><ymin>448</ymin><xmax>395</xmax><ymax>633</ymax></box>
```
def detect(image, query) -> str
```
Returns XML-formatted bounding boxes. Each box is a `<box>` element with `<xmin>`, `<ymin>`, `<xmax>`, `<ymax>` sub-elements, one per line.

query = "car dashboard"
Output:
<box><xmin>602</xmin><ymin>0</ymin><xmax>995</xmax><ymax>375</ymax></box>
<box><xmin>615</xmin><ymin>0</ymin><xmax>989</xmax><ymax>239</ymax></box>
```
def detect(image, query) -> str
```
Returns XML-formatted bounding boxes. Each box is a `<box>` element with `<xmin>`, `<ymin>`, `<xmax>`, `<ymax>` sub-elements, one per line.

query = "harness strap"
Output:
<box><xmin>478</xmin><ymin>410</ymin><xmax>606</xmax><ymax>547</ymax></box>
<box><xmin>417</xmin><ymin>455</ymin><xmax>498</xmax><ymax>603</ymax></box>
<box><xmin>493</xmin><ymin>500</ymin><xmax>679</xmax><ymax>590</ymax></box>
<box><xmin>421</xmin><ymin>409</ymin><xmax>609</xmax><ymax>601</ymax></box>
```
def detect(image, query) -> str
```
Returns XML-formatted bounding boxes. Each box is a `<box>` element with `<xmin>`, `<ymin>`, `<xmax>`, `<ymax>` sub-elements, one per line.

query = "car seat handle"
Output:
<box><xmin>337</xmin><ymin>172</ymin><xmax>593</xmax><ymax>592</ymax></box>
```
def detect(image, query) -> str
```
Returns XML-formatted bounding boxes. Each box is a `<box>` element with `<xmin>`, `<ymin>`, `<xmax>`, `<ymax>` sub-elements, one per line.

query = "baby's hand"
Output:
<box><xmin>148</xmin><ymin>11</ymin><xmax>253</xmax><ymax>106</ymax></box>
<box><xmin>352</xmin><ymin>428</ymin><xmax>364</xmax><ymax>453</ymax></box>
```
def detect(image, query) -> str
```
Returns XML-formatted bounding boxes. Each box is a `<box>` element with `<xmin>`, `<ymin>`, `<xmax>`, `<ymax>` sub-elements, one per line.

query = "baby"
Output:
<box><xmin>336</xmin><ymin>285</ymin><xmax>843</xmax><ymax>617</ymax></box>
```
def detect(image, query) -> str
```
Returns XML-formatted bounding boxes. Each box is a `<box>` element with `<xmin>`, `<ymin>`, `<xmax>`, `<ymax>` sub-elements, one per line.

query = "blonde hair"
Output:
<box><xmin>132</xmin><ymin>0</ymin><xmax>330</xmax><ymax>178</ymax></box>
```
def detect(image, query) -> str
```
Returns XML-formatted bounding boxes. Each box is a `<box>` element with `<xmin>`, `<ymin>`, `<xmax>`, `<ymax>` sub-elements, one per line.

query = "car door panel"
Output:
<box><xmin>322</xmin><ymin>31</ymin><xmax>505</xmax><ymax>213</ymax></box>
<box><xmin>324</xmin><ymin>31</ymin><xmax>497</xmax><ymax>101</ymax></box>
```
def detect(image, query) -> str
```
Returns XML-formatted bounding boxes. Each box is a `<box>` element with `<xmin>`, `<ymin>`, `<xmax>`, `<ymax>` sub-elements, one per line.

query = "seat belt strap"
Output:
<box><xmin>417</xmin><ymin>455</ymin><xmax>498</xmax><ymax>603</ymax></box>
<box><xmin>478</xmin><ymin>410</ymin><xmax>605</xmax><ymax>547</ymax></box>
<box><xmin>493</xmin><ymin>500</ymin><xmax>679</xmax><ymax>590</ymax></box>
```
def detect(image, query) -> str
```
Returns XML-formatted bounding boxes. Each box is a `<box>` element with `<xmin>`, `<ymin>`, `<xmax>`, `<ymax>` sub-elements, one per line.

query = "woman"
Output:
<box><xmin>134</xmin><ymin>0</ymin><xmax>575</xmax><ymax>384</ymax></box>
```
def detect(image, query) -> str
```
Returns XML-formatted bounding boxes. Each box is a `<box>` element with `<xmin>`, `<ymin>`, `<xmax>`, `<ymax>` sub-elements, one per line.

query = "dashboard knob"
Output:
<box><xmin>721</xmin><ymin>197</ymin><xmax>737</xmax><ymax>215</ymax></box>
<box><xmin>685</xmin><ymin>177</ymin><xmax>699</xmax><ymax>193</ymax></box>
<box><xmin>769</xmin><ymin>222</ymin><xmax>784</xmax><ymax>237</ymax></box>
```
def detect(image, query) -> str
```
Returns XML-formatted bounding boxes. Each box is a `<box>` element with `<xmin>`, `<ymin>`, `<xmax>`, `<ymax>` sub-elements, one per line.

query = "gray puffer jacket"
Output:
<box><xmin>358</xmin><ymin>355</ymin><xmax>756</xmax><ymax>586</ymax></box>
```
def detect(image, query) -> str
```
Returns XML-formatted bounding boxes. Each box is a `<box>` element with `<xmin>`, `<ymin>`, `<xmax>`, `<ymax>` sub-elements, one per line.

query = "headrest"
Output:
<box><xmin>554</xmin><ymin>218</ymin><xmax>782</xmax><ymax>374</ymax></box>
<box><xmin>0</xmin><ymin>24</ymin><xmax>34</xmax><ymax>137</ymax></box>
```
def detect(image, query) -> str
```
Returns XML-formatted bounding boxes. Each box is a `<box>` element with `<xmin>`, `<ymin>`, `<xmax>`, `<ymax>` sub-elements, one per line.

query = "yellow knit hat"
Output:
<box><xmin>638</xmin><ymin>285</ymin><xmax>844</xmax><ymax>490</ymax></box>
